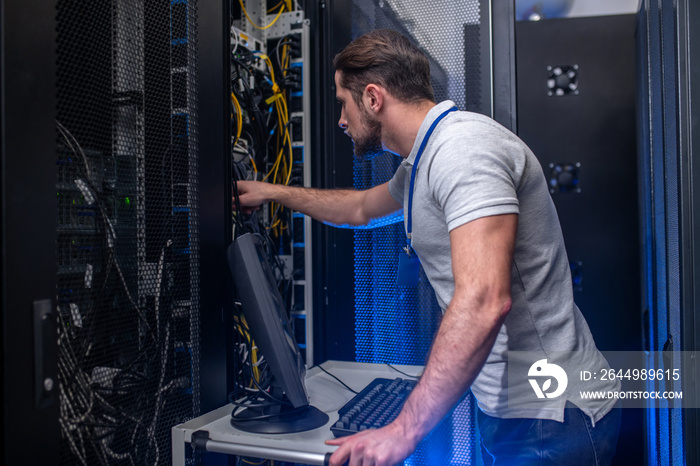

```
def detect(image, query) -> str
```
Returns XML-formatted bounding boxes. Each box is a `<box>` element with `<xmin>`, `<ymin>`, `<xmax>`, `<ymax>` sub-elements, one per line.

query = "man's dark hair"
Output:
<box><xmin>333</xmin><ymin>29</ymin><xmax>434</xmax><ymax>105</ymax></box>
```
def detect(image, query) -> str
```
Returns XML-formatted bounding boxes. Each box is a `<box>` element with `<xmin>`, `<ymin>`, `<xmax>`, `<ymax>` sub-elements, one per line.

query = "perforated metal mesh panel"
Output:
<box><xmin>638</xmin><ymin>0</ymin><xmax>686</xmax><ymax>464</ymax></box>
<box><xmin>350</xmin><ymin>1</ymin><xmax>483</xmax><ymax>463</ymax></box>
<box><xmin>55</xmin><ymin>1</ymin><xmax>200</xmax><ymax>464</ymax></box>
<box><xmin>464</xmin><ymin>17</ymin><xmax>488</xmax><ymax>115</ymax></box>
<box><xmin>353</xmin><ymin>155</ymin><xmax>441</xmax><ymax>366</ymax></box>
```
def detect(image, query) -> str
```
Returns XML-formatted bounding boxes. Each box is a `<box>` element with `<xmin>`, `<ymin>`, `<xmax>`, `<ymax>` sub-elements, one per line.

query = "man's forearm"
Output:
<box><xmin>263</xmin><ymin>184</ymin><xmax>368</xmax><ymax>225</ymax></box>
<box><xmin>324</xmin><ymin>214</ymin><xmax>516</xmax><ymax>466</ymax></box>
<box><xmin>394</xmin><ymin>295</ymin><xmax>508</xmax><ymax>445</ymax></box>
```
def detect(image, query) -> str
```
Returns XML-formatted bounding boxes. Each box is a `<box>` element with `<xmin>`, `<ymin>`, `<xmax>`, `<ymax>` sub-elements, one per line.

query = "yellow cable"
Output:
<box><xmin>241</xmin><ymin>458</ymin><xmax>266</xmax><ymax>465</ymax></box>
<box><xmin>257</xmin><ymin>53</ymin><xmax>276</xmax><ymax>84</ymax></box>
<box><xmin>273</xmin><ymin>150</ymin><xmax>281</xmax><ymax>184</ymax></box>
<box><xmin>272</xmin><ymin>104</ymin><xmax>287</xmax><ymax>184</ymax></box>
<box><xmin>236</xmin><ymin>101</ymin><xmax>242</xmax><ymax>138</ymax></box>
<box><xmin>280</xmin><ymin>98</ymin><xmax>293</xmax><ymax>185</ymax></box>
<box><xmin>236</xmin><ymin>316</ymin><xmax>261</xmax><ymax>382</ymax></box>
<box><xmin>267</xmin><ymin>0</ymin><xmax>284</xmax><ymax>13</ymax></box>
<box><xmin>261</xmin><ymin>151</ymin><xmax>281</xmax><ymax>182</ymax></box>
<box><xmin>273</xmin><ymin>96</ymin><xmax>293</xmax><ymax>186</ymax></box>
<box><xmin>257</xmin><ymin>47</ymin><xmax>295</xmax><ymax>230</ymax></box>
<box><xmin>251</xmin><ymin>344</ymin><xmax>260</xmax><ymax>382</ymax></box>
<box><xmin>281</xmin><ymin>43</ymin><xmax>290</xmax><ymax>75</ymax></box>
<box><xmin>230</xmin><ymin>93</ymin><xmax>243</xmax><ymax>140</ymax></box>
<box><xmin>239</xmin><ymin>0</ymin><xmax>285</xmax><ymax>31</ymax></box>
<box><xmin>261</xmin><ymin>102</ymin><xmax>287</xmax><ymax>183</ymax></box>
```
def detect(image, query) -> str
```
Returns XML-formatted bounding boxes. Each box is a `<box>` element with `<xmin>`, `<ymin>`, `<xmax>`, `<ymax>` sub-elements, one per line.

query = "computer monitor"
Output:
<box><xmin>227</xmin><ymin>232</ymin><xmax>328</xmax><ymax>433</ymax></box>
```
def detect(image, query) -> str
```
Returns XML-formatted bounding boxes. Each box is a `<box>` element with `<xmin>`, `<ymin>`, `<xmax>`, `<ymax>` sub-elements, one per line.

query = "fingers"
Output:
<box><xmin>234</xmin><ymin>181</ymin><xmax>251</xmax><ymax>200</ymax></box>
<box><xmin>326</xmin><ymin>432</ymin><xmax>360</xmax><ymax>465</ymax></box>
<box><xmin>328</xmin><ymin>441</ymin><xmax>352</xmax><ymax>466</ymax></box>
<box><xmin>235</xmin><ymin>180</ymin><xmax>251</xmax><ymax>192</ymax></box>
<box><xmin>324</xmin><ymin>424</ymin><xmax>415</xmax><ymax>466</ymax></box>
<box><xmin>325</xmin><ymin>436</ymin><xmax>349</xmax><ymax>446</ymax></box>
<box><xmin>325</xmin><ymin>431</ymin><xmax>379</xmax><ymax>466</ymax></box>
<box><xmin>326</xmin><ymin>434</ymin><xmax>352</xmax><ymax>465</ymax></box>
<box><xmin>233</xmin><ymin>180</ymin><xmax>263</xmax><ymax>209</ymax></box>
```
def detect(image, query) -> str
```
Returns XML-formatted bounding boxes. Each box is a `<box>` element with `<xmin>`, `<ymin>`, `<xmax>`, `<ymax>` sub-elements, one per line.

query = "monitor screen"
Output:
<box><xmin>227</xmin><ymin>232</ymin><xmax>327</xmax><ymax>433</ymax></box>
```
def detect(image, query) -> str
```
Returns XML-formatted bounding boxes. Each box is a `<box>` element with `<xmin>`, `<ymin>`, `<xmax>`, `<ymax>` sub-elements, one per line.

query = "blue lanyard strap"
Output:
<box><xmin>406</xmin><ymin>106</ymin><xmax>458</xmax><ymax>252</ymax></box>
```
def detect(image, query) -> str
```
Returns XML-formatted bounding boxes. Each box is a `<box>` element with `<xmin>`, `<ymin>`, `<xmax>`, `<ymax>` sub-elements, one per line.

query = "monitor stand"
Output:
<box><xmin>230</xmin><ymin>403</ymin><xmax>329</xmax><ymax>434</ymax></box>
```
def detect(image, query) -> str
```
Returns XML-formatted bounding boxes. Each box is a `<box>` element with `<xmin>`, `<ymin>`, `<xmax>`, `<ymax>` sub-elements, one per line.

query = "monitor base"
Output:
<box><xmin>231</xmin><ymin>404</ymin><xmax>329</xmax><ymax>434</ymax></box>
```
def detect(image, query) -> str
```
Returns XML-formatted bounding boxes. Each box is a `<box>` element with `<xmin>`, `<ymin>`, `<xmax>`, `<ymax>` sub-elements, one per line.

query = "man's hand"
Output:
<box><xmin>235</xmin><ymin>180</ymin><xmax>272</xmax><ymax>213</ymax></box>
<box><xmin>325</xmin><ymin>421</ymin><xmax>418</xmax><ymax>466</ymax></box>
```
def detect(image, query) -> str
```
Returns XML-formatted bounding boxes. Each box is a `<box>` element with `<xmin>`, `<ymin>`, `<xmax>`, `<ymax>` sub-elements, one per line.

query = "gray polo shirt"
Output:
<box><xmin>387</xmin><ymin>100</ymin><xmax>618</xmax><ymax>423</ymax></box>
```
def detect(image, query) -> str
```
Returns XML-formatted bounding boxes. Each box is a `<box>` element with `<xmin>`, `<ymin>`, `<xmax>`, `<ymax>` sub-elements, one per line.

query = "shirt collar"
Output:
<box><xmin>404</xmin><ymin>100</ymin><xmax>457</xmax><ymax>166</ymax></box>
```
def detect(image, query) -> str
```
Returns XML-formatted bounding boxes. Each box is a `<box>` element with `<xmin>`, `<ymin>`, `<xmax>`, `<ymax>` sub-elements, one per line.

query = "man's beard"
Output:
<box><xmin>353</xmin><ymin>112</ymin><xmax>384</xmax><ymax>161</ymax></box>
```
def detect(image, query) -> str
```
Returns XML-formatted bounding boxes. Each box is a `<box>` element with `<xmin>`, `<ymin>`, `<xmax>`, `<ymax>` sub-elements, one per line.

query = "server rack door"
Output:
<box><xmin>198</xmin><ymin>0</ymin><xmax>232</xmax><ymax>417</ymax></box>
<box><xmin>1</xmin><ymin>0</ymin><xmax>60</xmax><ymax>464</ymax></box>
<box><xmin>677</xmin><ymin>1</ymin><xmax>700</xmax><ymax>462</ymax></box>
<box><xmin>638</xmin><ymin>0</ymin><xmax>700</xmax><ymax>464</ymax></box>
<box><xmin>53</xmin><ymin>1</ymin><xmax>220</xmax><ymax>464</ymax></box>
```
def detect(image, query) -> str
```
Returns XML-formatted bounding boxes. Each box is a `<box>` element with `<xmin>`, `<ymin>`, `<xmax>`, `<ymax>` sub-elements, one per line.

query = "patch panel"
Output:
<box><xmin>292</xmin><ymin>214</ymin><xmax>305</xmax><ymax>246</ymax></box>
<box><xmin>291</xmin><ymin>115</ymin><xmax>303</xmax><ymax>142</ymax></box>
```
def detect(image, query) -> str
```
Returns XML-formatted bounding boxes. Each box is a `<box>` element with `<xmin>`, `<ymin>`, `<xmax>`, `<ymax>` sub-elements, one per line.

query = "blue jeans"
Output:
<box><xmin>478</xmin><ymin>402</ymin><xmax>621</xmax><ymax>466</ymax></box>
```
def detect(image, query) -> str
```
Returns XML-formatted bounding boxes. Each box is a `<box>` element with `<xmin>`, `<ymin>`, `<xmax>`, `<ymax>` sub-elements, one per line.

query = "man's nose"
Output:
<box><xmin>338</xmin><ymin>118</ymin><xmax>347</xmax><ymax>130</ymax></box>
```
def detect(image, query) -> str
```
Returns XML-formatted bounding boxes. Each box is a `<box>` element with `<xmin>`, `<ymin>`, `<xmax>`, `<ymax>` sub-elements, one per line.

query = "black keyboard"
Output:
<box><xmin>331</xmin><ymin>377</ymin><xmax>417</xmax><ymax>437</ymax></box>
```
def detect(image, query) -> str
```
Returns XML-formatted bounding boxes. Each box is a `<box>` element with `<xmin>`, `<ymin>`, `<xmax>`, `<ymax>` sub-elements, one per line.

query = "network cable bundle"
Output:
<box><xmin>55</xmin><ymin>1</ymin><xmax>200</xmax><ymax>464</ymax></box>
<box><xmin>229</xmin><ymin>26</ymin><xmax>300</xmax><ymax>252</ymax></box>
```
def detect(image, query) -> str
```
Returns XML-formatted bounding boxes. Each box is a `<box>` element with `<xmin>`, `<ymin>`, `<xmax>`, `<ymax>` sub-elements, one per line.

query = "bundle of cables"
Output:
<box><xmin>56</xmin><ymin>122</ymin><xmax>187</xmax><ymax>465</ymax></box>
<box><xmin>228</xmin><ymin>312</ymin><xmax>307</xmax><ymax>424</ymax></box>
<box><xmin>230</xmin><ymin>13</ymin><xmax>301</xmax><ymax>245</ymax></box>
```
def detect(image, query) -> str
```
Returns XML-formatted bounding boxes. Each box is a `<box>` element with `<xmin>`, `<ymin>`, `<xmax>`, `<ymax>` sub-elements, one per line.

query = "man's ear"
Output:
<box><xmin>363</xmin><ymin>84</ymin><xmax>384</xmax><ymax>114</ymax></box>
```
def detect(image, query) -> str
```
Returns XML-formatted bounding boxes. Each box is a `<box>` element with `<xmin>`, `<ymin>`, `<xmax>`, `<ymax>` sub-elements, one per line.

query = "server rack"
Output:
<box><xmin>53</xmin><ymin>1</ymin><xmax>207</xmax><ymax>464</ymax></box>
<box><xmin>514</xmin><ymin>14</ymin><xmax>642</xmax><ymax>466</ymax></box>
<box><xmin>230</xmin><ymin>0</ymin><xmax>315</xmax><ymax>365</ymax></box>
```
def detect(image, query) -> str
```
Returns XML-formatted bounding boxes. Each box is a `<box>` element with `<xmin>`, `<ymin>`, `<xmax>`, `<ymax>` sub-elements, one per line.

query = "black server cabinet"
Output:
<box><xmin>3</xmin><ymin>0</ymin><xmax>232</xmax><ymax>464</ymax></box>
<box><xmin>52</xmin><ymin>0</ymin><xmax>232</xmax><ymax>464</ymax></box>
<box><xmin>197</xmin><ymin>0</ymin><xmax>231</xmax><ymax>417</ymax></box>
<box><xmin>514</xmin><ymin>15</ymin><xmax>643</xmax><ymax>466</ymax></box>
<box><xmin>1</xmin><ymin>0</ymin><xmax>60</xmax><ymax>464</ymax></box>
<box><xmin>515</xmin><ymin>15</ymin><xmax>641</xmax><ymax>353</ymax></box>
<box><xmin>311</xmin><ymin>0</ymin><xmax>357</xmax><ymax>364</ymax></box>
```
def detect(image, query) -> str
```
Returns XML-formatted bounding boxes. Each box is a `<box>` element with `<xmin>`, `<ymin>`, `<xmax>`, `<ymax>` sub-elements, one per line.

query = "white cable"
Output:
<box><xmin>101</xmin><ymin>438</ymin><xmax>133</xmax><ymax>461</ymax></box>
<box><xmin>57</xmin><ymin>120</ymin><xmax>92</xmax><ymax>183</ymax></box>
<box><xmin>232</xmin><ymin>27</ymin><xmax>240</xmax><ymax>55</ymax></box>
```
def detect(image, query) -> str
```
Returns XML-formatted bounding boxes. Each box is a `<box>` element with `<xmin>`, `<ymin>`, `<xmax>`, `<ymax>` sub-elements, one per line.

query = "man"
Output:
<box><xmin>237</xmin><ymin>29</ymin><xmax>620</xmax><ymax>466</ymax></box>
